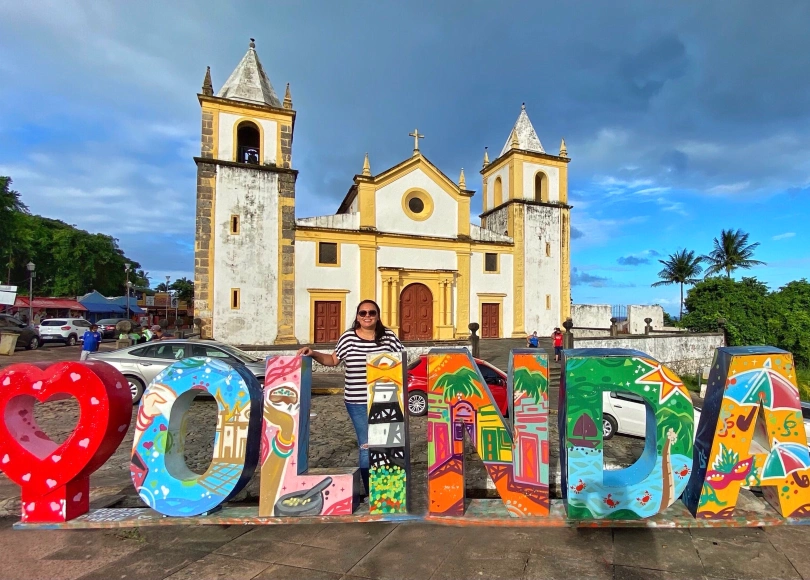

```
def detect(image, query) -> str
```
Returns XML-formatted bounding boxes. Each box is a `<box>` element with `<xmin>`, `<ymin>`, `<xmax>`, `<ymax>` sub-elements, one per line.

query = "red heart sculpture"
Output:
<box><xmin>0</xmin><ymin>361</ymin><xmax>131</xmax><ymax>522</ymax></box>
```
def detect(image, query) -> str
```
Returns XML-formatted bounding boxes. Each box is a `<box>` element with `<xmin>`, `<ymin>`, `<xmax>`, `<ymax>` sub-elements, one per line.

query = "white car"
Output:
<box><xmin>602</xmin><ymin>391</ymin><xmax>702</xmax><ymax>440</ymax></box>
<box><xmin>38</xmin><ymin>318</ymin><xmax>92</xmax><ymax>346</ymax></box>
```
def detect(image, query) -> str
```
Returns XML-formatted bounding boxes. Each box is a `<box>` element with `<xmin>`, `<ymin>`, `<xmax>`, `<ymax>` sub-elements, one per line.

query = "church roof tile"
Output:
<box><xmin>216</xmin><ymin>39</ymin><xmax>281</xmax><ymax>107</ymax></box>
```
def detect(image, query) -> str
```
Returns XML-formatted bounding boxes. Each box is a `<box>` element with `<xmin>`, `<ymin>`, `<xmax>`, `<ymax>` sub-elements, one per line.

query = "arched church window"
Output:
<box><xmin>237</xmin><ymin>121</ymin><xmax>261</xmax><ymax>164</ymax></box>
<box><xmin>494</xmin><ymin>177</ymin><xmax>503</xmax><ymax>207</ymax></box>
<box><xmin>534</xmin><ymin>172</ymin><xmax>548</xmax><ymax>202</ymax></box>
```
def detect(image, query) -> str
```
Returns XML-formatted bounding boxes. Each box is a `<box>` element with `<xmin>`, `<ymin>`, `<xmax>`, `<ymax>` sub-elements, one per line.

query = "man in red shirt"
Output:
<box><xmin>551</xmin><ymin>327</ymin><xmax>564</xmax><ymax>362</ymax></box>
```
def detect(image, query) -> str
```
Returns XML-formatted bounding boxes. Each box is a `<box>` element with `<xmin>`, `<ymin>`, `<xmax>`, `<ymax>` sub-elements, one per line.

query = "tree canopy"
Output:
<box><xmin>2</xmin><ymin>175</ymin><xmax>145</xmax><ymax>297</ymax></box>
<box><xmin>702</xmin><ymin>228</ymin><xmax>766</xmax><ymax>278</ymax></box>
<box><xmin>681</xmin><ymin>277</ymin><xmax>810</xmax><ymax>367</ymax></box>
<box><xmin>651</xmin><ymin>249</ymin><xmax>703</xmax><ymax>319</ymax></box>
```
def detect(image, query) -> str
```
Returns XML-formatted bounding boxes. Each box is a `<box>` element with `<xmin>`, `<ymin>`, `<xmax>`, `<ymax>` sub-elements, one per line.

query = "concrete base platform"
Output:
<box><xmin>14</xmin><ymin>491</ymin><xmax>810</xmax><ymax>530</ymax></box>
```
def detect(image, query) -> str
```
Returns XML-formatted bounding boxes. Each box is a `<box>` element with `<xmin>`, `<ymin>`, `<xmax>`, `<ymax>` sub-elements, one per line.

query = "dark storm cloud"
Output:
<box><xmin>3</xmin><ymin>1</ymin><xmax>810</xmax><ymax>281</ymax></box>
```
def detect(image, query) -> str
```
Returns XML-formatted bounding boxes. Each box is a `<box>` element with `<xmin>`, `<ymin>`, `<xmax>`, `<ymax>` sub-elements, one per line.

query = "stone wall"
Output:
<box><xmin>572</xmin><ymin>333</ymin><xmax>725</xmax><ymax>376</ymax></box>
<box><xmin>627</xmin><ymin>305</ymin><xmax>664</xmax><ymax>334</ymax></box>
<box><xmin>570</xmin><ymin>304</ymin><xmax>611</xmax><ymax>328</ymax></box>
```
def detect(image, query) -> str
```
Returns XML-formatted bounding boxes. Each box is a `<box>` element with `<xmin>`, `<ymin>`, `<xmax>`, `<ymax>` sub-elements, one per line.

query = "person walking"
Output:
<box><xmin>552</xmin><ymin>327</ymin><xmax>564</xmax><ymax>362</ymax></box>
<box><xmin>296</xmin><ymin>299</ymin><xmax>403</xmax><ymax>496</ymax></box>
<box><xmin>80</xmin><ymin>324</ymin><xmax>103</xmax><ymax>361</ymax></box>
<box><xmin>526</xmin><ymin>331</ymin><xmax>539</xmax><ymax>348</ymax></box>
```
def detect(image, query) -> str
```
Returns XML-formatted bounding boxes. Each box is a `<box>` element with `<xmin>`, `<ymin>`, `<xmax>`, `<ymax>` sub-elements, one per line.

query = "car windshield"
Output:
<box><xmin>41</xmin><ymin>320</ymin><xmax>67</xmax><ymax>326</ymax></box>
<box><xmin>215</xmin><ymin>343</ymin><xmax>261</xmax><ymax>363</ymax></box>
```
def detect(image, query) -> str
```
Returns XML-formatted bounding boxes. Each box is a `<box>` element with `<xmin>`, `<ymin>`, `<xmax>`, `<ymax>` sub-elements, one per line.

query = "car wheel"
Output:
<box><xmin>603</xmin><ymin>414</ymin><xmax>618</xmax><ymax>440</ymax></box>
<box><xmin>66</xmin><ymin>334</ymin><xmax>77</xmax><ymax>347</ymax></box>
<box><xmin>408</xmin><ymin>390</ymin><xmax>428</xmax><ymax>416</ymax></box>
<box><xmin>26</xmin><ymin>336</ymin><xmax>40</xmax><ymax>350</ymax></box>
<box><xmin>126</xmin><ymin>376</ymin><xmax>145</xmax><ymax>405</ymax></box>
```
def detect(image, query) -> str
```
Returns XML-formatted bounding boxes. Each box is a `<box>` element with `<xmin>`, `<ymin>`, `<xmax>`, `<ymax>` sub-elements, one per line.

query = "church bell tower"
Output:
<box><xmin>479</xmin><ymin>104</ymin><xmax>571</xmax><ymax>334</ymax></box>
<box><xmin>194</xmin><ymin>39</ymin><xmax>298</xmax><ymax>345</ymax></box>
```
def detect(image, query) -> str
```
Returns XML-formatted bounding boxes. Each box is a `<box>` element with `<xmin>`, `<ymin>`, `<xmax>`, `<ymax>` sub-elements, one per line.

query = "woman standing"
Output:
<box><xmin>296</xmin><ymin>299</ymin><xmax>404</xmax><ymax>495</ymax></box>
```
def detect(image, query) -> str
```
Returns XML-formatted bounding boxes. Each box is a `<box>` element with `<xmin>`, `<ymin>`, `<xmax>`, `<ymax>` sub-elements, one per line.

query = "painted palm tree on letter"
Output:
<box><xmin>702</xmin><ymin>229</ymin><xmax>766</xmax><ymax>278</ymax></box>
<box><xmin>513</xmin><ymin>367</ymin><xmax>547</xmax><ymax>404</ymax></box>
<box><xmin>434</xmin><ymin>366</ymin><xmax>484</xmax><ymax>403</ymax></box>
<box><xmin>651</xmin><ymin>249</ymin><xmax>703</xmax><ymax>320</ymax></box>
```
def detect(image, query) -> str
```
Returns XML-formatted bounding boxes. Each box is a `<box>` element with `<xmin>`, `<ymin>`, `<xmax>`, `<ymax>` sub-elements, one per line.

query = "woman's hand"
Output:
<box><xmin>296</xmin><ymin>347</ymin><xmax>313</xmax><ymax>357</ymax></box>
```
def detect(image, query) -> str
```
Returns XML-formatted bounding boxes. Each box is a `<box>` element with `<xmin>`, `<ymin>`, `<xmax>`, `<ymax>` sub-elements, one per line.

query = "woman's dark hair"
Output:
<box><xmin>352</xmin><ymin>299</ymin><xmax>386</xmax><ymax>344</ymax></box>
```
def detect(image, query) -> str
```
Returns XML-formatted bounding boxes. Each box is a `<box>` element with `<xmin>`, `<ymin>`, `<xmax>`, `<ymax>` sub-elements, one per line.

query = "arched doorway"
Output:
<box><xmin>399</xmin><ymin>283</ymin><xmax>432</xmax><ymax>341</ymax></box>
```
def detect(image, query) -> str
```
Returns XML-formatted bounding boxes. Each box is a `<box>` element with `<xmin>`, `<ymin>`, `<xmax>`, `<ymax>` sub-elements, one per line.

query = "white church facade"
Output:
<box><xmin>194</xmin><ymin>41</ymin><xmax>572</xmax><ymax>347</ymax></box>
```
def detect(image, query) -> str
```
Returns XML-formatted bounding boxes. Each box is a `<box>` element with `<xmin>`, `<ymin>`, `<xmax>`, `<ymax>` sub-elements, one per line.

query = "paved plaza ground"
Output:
<box><xmin>1</xmin><ymin>341</ymin><xmax>809</xmax><ymax>579</ymax></box>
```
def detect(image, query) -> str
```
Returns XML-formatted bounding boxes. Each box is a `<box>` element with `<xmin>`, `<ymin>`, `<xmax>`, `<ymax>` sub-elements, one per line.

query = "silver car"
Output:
<box><xmin>87</xmin><ymin>339</ymin><xmax>267</xmax><ymax>403</ymax></box>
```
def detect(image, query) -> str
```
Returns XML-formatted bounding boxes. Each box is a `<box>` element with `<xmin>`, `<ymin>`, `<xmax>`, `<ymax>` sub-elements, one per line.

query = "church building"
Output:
<box><xmin>193</xmin><ymin>40</ymin><xmax>572</xmax><ymax>347</ymax></box>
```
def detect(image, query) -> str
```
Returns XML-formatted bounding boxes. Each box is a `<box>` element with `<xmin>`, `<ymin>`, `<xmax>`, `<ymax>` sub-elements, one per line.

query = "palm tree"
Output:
<box><xmin>702</xmin><ymin>229</ymin><xmax>766</xmax><ymax>278</ymax></box>
<box><xmin>513</xmin><ymin>367</ymin><xmax>547</xmax><ymax>404</ymax></box>
<box><xmin>651</xmin><ymin>249</ymin><xmax>703</xmax><ymax>320</ymax></box>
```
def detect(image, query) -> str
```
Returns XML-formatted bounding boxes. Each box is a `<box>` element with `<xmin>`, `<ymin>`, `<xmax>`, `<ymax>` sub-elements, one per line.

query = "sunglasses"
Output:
<box><xmin>358</xmin><ymin>310</ymin><xmax>377</xmax><ymax>317</ymax></box>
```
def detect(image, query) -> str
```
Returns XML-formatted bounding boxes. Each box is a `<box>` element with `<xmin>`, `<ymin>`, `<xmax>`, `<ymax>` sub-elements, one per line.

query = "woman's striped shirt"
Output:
<box><xmin>335</xmin><ymin>328</ymin><xmax>404</xmax><ymax>404</ymax></box>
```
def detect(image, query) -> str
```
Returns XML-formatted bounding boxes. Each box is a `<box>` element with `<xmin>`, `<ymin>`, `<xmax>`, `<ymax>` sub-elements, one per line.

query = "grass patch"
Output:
<box><xmin>797</xmin><ymin>367</ymin><xmax>810</xmax><ymax>402</ymax></box>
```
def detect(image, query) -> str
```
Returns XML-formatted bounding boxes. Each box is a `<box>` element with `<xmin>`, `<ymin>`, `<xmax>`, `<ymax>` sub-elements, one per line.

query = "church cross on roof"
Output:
<box><xmin>216</xmin><ymin>38</ymin><xmax>282</xmax><ymax>107</ymax></box>
<box><xmin>500</xmin><ymin>103</ymin><xmax>544</xmax><ymax>156</ymax></box>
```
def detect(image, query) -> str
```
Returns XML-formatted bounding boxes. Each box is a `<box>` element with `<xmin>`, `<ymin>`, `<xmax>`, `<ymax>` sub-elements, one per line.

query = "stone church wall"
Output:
<box><xmin>213</xmin><ymin>165</ymin><xmax>279</xmax><ymax>345</ymax></box>
<box><xmin>523</xmin><ymin>204</ymin><xmax>561</xmax><ymax>334</ymax></box>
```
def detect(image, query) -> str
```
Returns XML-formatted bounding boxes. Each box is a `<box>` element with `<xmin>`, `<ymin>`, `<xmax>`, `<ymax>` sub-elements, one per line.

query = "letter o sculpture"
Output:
<box><xmin>130</xmin><ymin>357</ymin><xmax>263</xmax><ymax>517</ymax></box>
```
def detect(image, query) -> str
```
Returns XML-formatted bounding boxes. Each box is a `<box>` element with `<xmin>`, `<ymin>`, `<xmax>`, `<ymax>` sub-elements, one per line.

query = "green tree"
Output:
<box><xmin>513</xmin><ymin>367</ymin><xmax>547</xmax><ymax>404</ymax></box>
<box><xmin>680</xmin><ymin>277</ymin><xmax>774</xmax><ymax>347</ymax></box>
<box><xmin>170</xmin><ymin>277</ymin><xmax>194</xmax><ymax>303</ymax></box>
<box><xmin>0</xmin><ymin>177</ymin><xmax>29</xmax><ymax>283</ymax></box>
<box><xmin>155</xmin><ymin>282</ymin><xmax>169</xmax><ymax>292</ymax></box>
<box><xmin>702</xmin><ymin>229</ymin><xmax>766</xmax><ymax>278</ymax></box>
<box><xmin>651</xmin><ymin>249</ymin><xmax>703</xmax><ymax>320</ymax></box>
<box><xmin>768</xmin><ymin>280</ymin><xmax>810</xmax><ymax>367</ymax></box>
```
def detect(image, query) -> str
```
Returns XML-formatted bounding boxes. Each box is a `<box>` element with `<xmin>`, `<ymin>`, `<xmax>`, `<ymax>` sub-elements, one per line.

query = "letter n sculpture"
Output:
<box><xmin>260</xmin><ymin>356</ymin><xmax>361</xmax><ymax>517</ymax></box>
<box><xmin>683</xmin><ymin>346</ymin><xmax>810</xmax><ymax>518</ymax></box>
<box><xmin>427</xmin><ymin>348</ymin><xmax>549</xmax><ymax>517</ymax></box>
<box><xmin>366</xmin><ymin>352</ymin><xmax>410</xmax><ymax>514</ymax></box>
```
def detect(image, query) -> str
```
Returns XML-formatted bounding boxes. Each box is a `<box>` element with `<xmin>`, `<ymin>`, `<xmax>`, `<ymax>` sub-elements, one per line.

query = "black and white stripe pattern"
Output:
<box><xmin>335</xmin><ymin>329</ymin><xmax>404</xmax><ymax>404</ymax></box>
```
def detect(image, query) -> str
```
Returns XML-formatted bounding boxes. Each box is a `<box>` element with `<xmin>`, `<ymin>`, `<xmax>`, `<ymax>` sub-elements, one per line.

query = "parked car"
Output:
<box><xmin>602</xmin><ymin>390</ymin><xmax>702</xmax><ymax>440</ymax></box>
<box><xmin>95</xmin><ymin>318</ymin><xmax>127</xmax><ymax>339</ymax></box>
<box><xmin>87</xmin><ymin>339</ymin><xmax>266</xmax><ymax>404</ymax></box>
<box><xmin>0</xmin><ymin>313</ymin><xmax>42</xmax><ymax>350</ymax></box>
<box><xmin>37</xmin><ymin>318</ymin><xmax>91</xmax><ymax>346</ymax></box>
<box><xmin>406</xmin><ymin>354</ymin><xmax>509</xmax><ymax>416</ymax></box>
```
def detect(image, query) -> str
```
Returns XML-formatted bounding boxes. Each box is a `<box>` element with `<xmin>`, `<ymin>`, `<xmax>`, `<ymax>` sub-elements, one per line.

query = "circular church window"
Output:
<box><xmin>402</xmin><ymin>189</ymin><xmax>434</xmax><ymax>221</ymax></box>
<box><xmin>408</xmin><ymin>197</ymin><xmax>425</xmax><ymax>214</ymax></box>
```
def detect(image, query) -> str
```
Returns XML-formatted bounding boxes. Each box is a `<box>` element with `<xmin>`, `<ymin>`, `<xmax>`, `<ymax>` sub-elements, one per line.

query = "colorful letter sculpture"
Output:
<box><xmin>560</xmin><ymin>349</ymin><xmax>695</xmax><ymax>519</ymax></box>
<box><xmin>683</xmin><ymin>347</ymin><xmax>810</xmax><ymax>519</ymax></box>
<box><xmin>508</xmin><ymin>350</ymin><xmax>550</xmax><ymax>506</ymax></box>
<box><xmin>259</xmin><ymin>356</ymin><xmax>360</xmax><ymax>517</ymax></box>
<box><xmin>427</xmin><ymin>349</ymin><xmax>549</xmax><ymax>517</ymax></box>
<box><xmin>0</xmin><ymin>361</ymin><xmax>131</xmax><ymax>522</ymax></box>
<box><xmin>130</xmin><ymin>357</ymin><xmax>263</xmax><ymax>517</ymax></box>
<box><xmin>366</xmin><ymin>352</ymin><xmax>410</xmax><ymax>514</ymax></box>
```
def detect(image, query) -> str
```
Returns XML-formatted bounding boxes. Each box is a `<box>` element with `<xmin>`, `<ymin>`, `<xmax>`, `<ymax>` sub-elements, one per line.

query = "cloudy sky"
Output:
<box><xmin>1</xmin><ymin>1</ymin><xmax>808</xmax><ymax>312</ymax></box>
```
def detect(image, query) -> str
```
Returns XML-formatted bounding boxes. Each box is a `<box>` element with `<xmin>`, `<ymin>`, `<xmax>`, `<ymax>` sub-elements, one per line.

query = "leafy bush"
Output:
<box><xmin>681</xmin><ymin>277</ymin><xmax>810</xmax><ymax>368</ymax></box>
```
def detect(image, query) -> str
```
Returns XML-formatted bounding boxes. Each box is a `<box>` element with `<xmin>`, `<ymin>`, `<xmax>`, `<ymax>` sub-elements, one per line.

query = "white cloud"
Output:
<box><xmin>772</xmin><ymin>232</ymin><xmax>796</xmax><ymax>240</ymax></box>
<box><xmin>708</xmin><ymin>181</ymin><xmax>751</xmax><ymax>194</ymax></box>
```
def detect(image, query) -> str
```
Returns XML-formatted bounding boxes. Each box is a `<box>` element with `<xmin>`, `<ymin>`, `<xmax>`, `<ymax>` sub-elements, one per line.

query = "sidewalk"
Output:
<box><xmin>2</xmin><ymin>516</ymin><xmax>809</xmax><ymax>579</ymax></box>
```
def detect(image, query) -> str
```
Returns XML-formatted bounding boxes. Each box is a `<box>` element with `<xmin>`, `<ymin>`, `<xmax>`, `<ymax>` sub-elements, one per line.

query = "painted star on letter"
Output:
<box><xmin>637</xmin><ymin>364</ymin><xmax>690</xmax><ymax>404</ymax></box>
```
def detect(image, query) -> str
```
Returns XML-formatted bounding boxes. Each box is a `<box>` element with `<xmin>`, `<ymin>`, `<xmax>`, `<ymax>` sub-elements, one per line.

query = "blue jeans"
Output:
<box><xmin>345</xmin><ymin>402</ymin><xmax>369</xmax><ymax>493</ymax></box>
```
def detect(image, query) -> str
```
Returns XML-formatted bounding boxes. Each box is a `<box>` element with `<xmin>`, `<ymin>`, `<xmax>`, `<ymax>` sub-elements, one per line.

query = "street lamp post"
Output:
<box><xmin>165</xmin><ymin>275</ymin><xmax>170</xmax><ymax>326</ymax></box>
<box><xmin>26</xmin><ymin>262</ymin><xmax>35</xmax><ymax>325</ymax></box>
<box><xmin>124</xmin><ymin>262</ymin><xmax>131</xmax><ymax>320</ymax></box>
